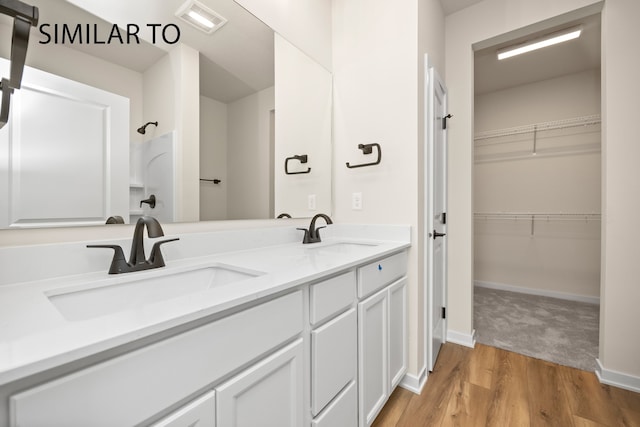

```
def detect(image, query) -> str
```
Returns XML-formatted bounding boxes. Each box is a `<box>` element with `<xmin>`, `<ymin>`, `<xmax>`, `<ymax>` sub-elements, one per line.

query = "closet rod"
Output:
<box><xmin>474</xmin><ymin>114</ymin><xmax>601</xmax><ymax>142</ymax></box>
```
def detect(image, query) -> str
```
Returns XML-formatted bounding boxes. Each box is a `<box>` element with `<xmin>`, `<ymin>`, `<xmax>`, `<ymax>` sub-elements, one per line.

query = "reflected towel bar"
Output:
<box><xmin>285</xmin><ymin>154</ymin><xmax>311</xmax><ymax>175</ymax></box>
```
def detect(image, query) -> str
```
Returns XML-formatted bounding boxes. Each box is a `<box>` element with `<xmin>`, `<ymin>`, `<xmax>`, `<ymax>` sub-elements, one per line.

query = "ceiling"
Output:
<box><xmin>7</xmin><ymin>1</ymin><xmax>600</xmax><ymax>101</ymax></box>
<box><xmin>21</xmin><ymin>0</ymin><xmax>274</xmax><ymax>103</ymax></box>
<box><xmin>440</xmin><ymin>0</ymin><xmax>484</xmax><ymax>16</ymax></box>
<box><xmin>474</xmin><ymin>14</ymin><xmax>601</xmax><ymax>95</ymax></box>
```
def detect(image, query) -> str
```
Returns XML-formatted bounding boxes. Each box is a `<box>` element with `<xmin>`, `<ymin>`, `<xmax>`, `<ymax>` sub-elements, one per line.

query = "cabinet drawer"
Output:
<box><xmin>311</xmin><ymin>308</ymin><xmax>357</xmax><ymax>416</ymax></box>
<box><xmin>10</xmin><ymin>291</ymin><xmax>303</xmax><ymax>427</ymax></box>
<box><xmin>357</xmin><ymin>251</ymin><xmax>408</xmax><ymax>298</ymax></box>
<box><xmin>150</xmin><ymin>390</ymin><xmax>215</xmax><ymax>427</ymax></box>
<box><xmin>309</xmin><ymin>270</ymin><xmax>355</xmax><ymax>326</ymax></box>
<box><xmin>312</xmin><ymin>381</ymin><xmax>357</xmax><ymax>427</ymax></box>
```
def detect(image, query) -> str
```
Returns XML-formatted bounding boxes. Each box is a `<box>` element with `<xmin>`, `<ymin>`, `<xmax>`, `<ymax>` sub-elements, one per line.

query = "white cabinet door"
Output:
<box><xmin>311</xmin><ymin>308</ymin><xmax>357</xmax><ymax>415</ymax></box>
<box><xmin>358</xmin><ymin>288</ymin><xmax>388</xmax><ymax>427</ymax></box>
<box><xmin>388</xmin><ymin>278</ymin><xmax>408</xmax><ymax>390</ymax></box>
<box><xmin>216</xmin><ymin>339</ymin><xmax>304</xmax><ymax>427</ymax></box>
<box><xmin>150</xmin><ymin>391</ymin><xmax>216</xmax><ymax>427</ymax></box>
<box><xmin>312</xmin><ymin>381</ymin><xmax>357</xmax><ymax>427</ymax></box>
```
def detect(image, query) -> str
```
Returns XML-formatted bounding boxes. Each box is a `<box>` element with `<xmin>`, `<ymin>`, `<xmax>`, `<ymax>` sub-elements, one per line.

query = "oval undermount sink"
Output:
<box><xmin>46</xmin><ymin>264</ymin><xmax>264</xmax><ymax>322</ymax></box>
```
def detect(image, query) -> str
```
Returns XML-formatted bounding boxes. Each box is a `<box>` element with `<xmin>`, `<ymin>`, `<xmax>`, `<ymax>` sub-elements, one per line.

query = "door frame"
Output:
<box><xmin>424</xmin><ymin>55</ymin><xmax>449</xmax><ymax>373</ymax></box>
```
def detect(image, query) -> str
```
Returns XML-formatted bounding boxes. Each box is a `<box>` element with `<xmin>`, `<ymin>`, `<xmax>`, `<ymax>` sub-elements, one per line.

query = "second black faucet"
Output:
<box><xmin>298</xmin><ymin>213</ymin><xmax>333</xmax><ymax>244</ymax></box>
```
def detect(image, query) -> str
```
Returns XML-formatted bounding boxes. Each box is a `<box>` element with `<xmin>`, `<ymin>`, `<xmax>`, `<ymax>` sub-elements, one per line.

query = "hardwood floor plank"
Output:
<box><xmin>572</xmin><ymin>415</ymin><xmax>610</xmax><ymax>427</ymax></box>
<box><xmin>440</xmin><ymin>381</ymin><xmax>492</xmax><ymax>427</ymax></box>
<box><xmin>485</xmin><ymin>349</ymin><xmax>531</xmax><ymax>426</ymax></box>
<box><xmin>395</xmin><ymin>344</ymin><xmax>471</xmax><ymax>427</ymax></box>
<box><xmin>372</xmin><ymin>387</ymin><xmax>413</xmax><ymax>427</ymax></box>
<box><xmin>526</xmin><ymin>358</ymin><xmax>575</xmax><ymax>427</ymax></box>
<box><xmin>559</xmin><ymin>365</ymin><xmax>634</xmax><ymax>426</ymax></box>
<box><xmin>468</xmin><ymin>343</ymin><xmax>496</xmax><ymax>389</ymax></box>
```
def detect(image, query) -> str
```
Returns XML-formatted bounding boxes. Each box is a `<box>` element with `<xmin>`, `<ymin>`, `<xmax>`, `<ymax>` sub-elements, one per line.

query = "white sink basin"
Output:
<box><xmin>47</xmin><ymin>265</ymin><xmax>263</xmax><ymax>321</ymax></box>
<box><xmin>305</xmin><ymin>242</ymin><xmax>378</xmax><ymax>254</ymax></box>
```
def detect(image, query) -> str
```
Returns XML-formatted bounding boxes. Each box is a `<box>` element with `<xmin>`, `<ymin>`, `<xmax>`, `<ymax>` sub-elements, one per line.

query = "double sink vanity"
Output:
<box><xmin>0</xmin><ymin>222</ymin><xmax>410</xmax><ymax>427</ymax></box>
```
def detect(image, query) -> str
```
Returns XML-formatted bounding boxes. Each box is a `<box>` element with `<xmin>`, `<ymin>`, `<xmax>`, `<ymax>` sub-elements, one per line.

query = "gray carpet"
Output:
<box><xmin>474</xmin><ymin>286</ymin><xmax>600</xmax><ymax>372</ymax></box>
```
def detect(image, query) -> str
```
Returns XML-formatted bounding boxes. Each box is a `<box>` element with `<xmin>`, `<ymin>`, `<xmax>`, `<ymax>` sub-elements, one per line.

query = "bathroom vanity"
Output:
<box><xmin>0</xmin><ymin>224</ymin><xmax>410</xmax><ymax>427</ymax></box>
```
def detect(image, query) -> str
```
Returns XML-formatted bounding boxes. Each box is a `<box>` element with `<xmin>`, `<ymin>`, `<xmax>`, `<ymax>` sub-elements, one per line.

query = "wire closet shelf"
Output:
<box><xmin>474</xmin><ymin>114</ymin><xmax>601</xmax><ymax>163</ymax></box>
<box><xmin>474</xmin><ymin>212</ymin><xmax>601</xmax><ymax>236</ymax></box>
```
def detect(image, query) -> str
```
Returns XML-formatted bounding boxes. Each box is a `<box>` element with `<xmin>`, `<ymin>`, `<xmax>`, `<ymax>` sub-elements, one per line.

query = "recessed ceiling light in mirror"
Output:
<box><xmin>176</xmin><ymin>0</ymin><xmax>227</xmax><ymax>34</ymax></box>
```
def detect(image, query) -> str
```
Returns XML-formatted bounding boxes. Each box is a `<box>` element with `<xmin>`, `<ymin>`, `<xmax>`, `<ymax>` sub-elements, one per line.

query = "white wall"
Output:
<box><xmin>447</xmin><ymin>0</ymin><xmax>640</xmax><ymax>385</ymax></box>
<box><xmin>474</xmin><ymin>70</ymin><xmax>601</xmax><ymax>299</ymax></box>
<box><xmin>332</xmin><ymin>0</ymin><xmax>445</xmax><ymax>380</ymax></box>
<box><xmin>227</xmin><ymin>86</ymin><xmax>275</xmax><ymax>219</ymax></box>
<box><xmin>274</xmin><ymin>35</ymin><xmax>332</xmax><ymax>218</ymax></box>
<box><xmin>200</xmin><ymin>96</ymin><xmax>228</xmax><ymax>221</ymax></box>
<box><xmin>143</xmin><ymin>44</ymin><xmax>200</xmax><ymax>223</ymax></box>
<box><xmin>600</xmin><ymin>0</ymin><xmax>640</xmax><ymax>385</ymax></box>
<box><xmin>234</xmin><ymin>0</ymin><xmax>332</xmax><ymax>70</ymax></box>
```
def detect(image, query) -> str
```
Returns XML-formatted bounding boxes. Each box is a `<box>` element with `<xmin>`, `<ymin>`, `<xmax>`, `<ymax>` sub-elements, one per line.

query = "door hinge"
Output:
<box><xmin>442</xmin><ymin>307</ymin><xmax>446</xmax><ymax>319</ymax></box>
<box><xmin>442</xmin><ymin>114</ymin><xmax>452</xmax><ymax>129</ymax></box>
<box><xmin>441</xmin><ymin>212</ymin><xmax>447</xmax><ymax>225</ymax></box>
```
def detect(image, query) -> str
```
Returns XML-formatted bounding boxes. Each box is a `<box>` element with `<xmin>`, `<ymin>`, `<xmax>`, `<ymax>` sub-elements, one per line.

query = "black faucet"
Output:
<box><xmin>298</xmin><ymin>213</ymin><xmax>333</xmax><ymax>244</ymax></box>
<box><xmin>87</xmin><ymin>216</ymin><xmax>179</xmax><ymax>274</ymax></box>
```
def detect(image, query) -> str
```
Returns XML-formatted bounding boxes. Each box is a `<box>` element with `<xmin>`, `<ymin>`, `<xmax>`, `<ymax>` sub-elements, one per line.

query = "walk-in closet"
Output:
<box><xmin>472</xmin><ymin>13</ymin><xmax>601</xmax><ymax>371</ymax></box>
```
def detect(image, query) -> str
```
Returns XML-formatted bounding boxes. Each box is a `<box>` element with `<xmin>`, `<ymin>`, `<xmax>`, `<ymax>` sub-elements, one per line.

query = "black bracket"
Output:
<box><xmin>285</xmin><ymin>154</ymin><xmax>311</xmax><ymax>175</ymax></box>
<box><xmin>200</xmin><ymin>178</ymin><xmax>222</xmax><ymax>184</ymax></box>
<box><xmin>0</xmin><ymin>0</ymin><xmax>39</xmax><ymax>129</ymax></box>
<box><xmin>346</xmin><ymin>143</ymin><xmax>382</xmax><ymax>169</ymax></box>
<box><xmin>442</xmin><ymin>114</ymin><xmax>453</xmax><ymax>130</ymax></box>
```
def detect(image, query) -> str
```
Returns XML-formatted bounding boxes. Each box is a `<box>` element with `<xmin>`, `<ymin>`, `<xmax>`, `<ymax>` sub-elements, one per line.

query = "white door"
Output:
<box><xmin>426</xmin><ymin>63</ymin><xmax>448</xmax><ymax>372</ymax></box>
<box><xmin>0</xmin><ymin>58</ymin><xmax>129</xmax><ymax>228</ymax></box>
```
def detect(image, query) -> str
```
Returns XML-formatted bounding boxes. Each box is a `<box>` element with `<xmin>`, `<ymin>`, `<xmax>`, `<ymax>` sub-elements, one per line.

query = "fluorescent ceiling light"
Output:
<box><xmin>497</xmin><ymin>26</ymin><xmax>583</xmax><ymax>60</ymax></box>
<box><xmin>176</xmin><ymin>0</ymin><xmax>227</xmax><ymax>35</ymax></box>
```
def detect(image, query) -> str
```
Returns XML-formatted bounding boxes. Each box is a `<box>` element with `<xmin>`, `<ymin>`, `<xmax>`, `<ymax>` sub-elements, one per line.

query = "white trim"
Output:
<box><xmin>398</xmin><ymin>367</ymin><xmax>428</xmax><ymax>395</ymax></box>
<box><xmin>474</xmin><ymin>280</ymin><xmax>600</xmax><ymax>305</ymax></box>
<box><xmin>595</xmin><ymin>359</ymin><xmax>640</xmax><ymax>393</ymax></box>
<box><xmin>447</xmin><ymin>329</ymin><xmax>476</xmax><ymax>348</ymax></box>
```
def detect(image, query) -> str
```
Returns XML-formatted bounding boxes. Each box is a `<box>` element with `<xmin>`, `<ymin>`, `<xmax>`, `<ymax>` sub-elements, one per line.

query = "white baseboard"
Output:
<box><xmin>595</xmin><ymin>359</ymin><xmax>640</xmax><ymax>393</ymax></box>
<box><xmin>447</xmin><ymin>329</ymin><xmax>476</xmax><ymax>348</ymax></box>
<box><xmin>399</xmin><ymin>367</ymin><xmax>428</xmax><ymax>394</ymax></box>
<box><xmin>475</xmin><ymin>280</ymin><xmax>600</xmax><ymax>305</ymax></box>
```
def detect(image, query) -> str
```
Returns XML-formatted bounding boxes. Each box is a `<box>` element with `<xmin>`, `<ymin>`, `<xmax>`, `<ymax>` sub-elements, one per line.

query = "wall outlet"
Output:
<box><xmin>308</xmin><ymin>194</ymin><xmax>316</xmax><ymax>210</ymax></box>
<box><xmin>352</xmin><ymin>192</ymin><xmax>362</xmax><ymax>210</ymax></box>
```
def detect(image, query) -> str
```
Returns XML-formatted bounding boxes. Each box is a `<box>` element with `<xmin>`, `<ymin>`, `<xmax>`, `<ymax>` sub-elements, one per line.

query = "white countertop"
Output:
<box><xmin>0</xmin><ymin>225</ymin><xmax>410</xmax><ymax>386</ymax></box>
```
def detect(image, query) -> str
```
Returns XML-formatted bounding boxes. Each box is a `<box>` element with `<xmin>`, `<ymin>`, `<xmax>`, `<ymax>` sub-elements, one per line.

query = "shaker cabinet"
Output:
<box><xmin>150</xmin><ymin>391</ymin><xmax>216</xmax><ymax>427</ymax></box>
<box><xmin>216</xmin><ymin>339</ymin><xmax>304</xmax><ymax>427</ymax></box>
<box><xmin>357</xmin><ymin>252</ymin><xmax>408</xmax><ymax>427</ymax></box>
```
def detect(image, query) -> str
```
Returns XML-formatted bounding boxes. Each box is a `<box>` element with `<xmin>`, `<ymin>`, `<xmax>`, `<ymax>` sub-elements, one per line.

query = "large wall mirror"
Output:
<box><xmin>0</xmin><ymin>0</ymin><xmax>332</xmax><ymax>229</ymax></box>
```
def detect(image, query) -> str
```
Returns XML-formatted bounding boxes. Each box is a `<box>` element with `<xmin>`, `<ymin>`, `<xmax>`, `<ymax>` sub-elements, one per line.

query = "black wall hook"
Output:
<box><xmin>442</xmin><ymin>114</ymin><xmax>453</xmax><ymax>129</ymax></box>
<box><xmin>285</xmin><ymin>154</ymin><xmax>311</xmax><ymax>175</ymax></box>
<box><xmin>346</xmin><ymin>143</ymin><xmax>382</xmax><ymax>168</ymax></box>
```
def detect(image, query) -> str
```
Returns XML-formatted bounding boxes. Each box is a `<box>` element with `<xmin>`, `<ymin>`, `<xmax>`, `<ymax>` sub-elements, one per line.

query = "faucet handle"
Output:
<box><xmin>297</xmin><ymin>227</ymin><xmax>311</xmax><ymax>244</ymax></box>
<box><xmin>149</xmin><ymin>238</ymin><xmax>180</xmax><ymax>267</ymax></box>
<box><xmin>86</xmin><ymin>244</ymin><xmax>128</xmax><ymax>274</ymax></box>
<box><xmin>314</xmin><ymin>226</ymin><xmax>327</xmax><ymax>240</ymax></box>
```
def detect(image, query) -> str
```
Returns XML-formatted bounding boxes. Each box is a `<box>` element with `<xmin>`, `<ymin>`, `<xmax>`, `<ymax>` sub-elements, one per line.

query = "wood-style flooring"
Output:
<box><xmin>372</xmin><ymin>343</ymin><xmax>640</xmax><ymax>427</ymax></box>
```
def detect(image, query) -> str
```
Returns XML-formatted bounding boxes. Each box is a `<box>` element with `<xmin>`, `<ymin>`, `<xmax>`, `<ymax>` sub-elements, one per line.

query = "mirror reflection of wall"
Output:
<box><xmin>0</xmin><ymin>0</ymin><xmax>332</xmax><ymax>229</ymax></box>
